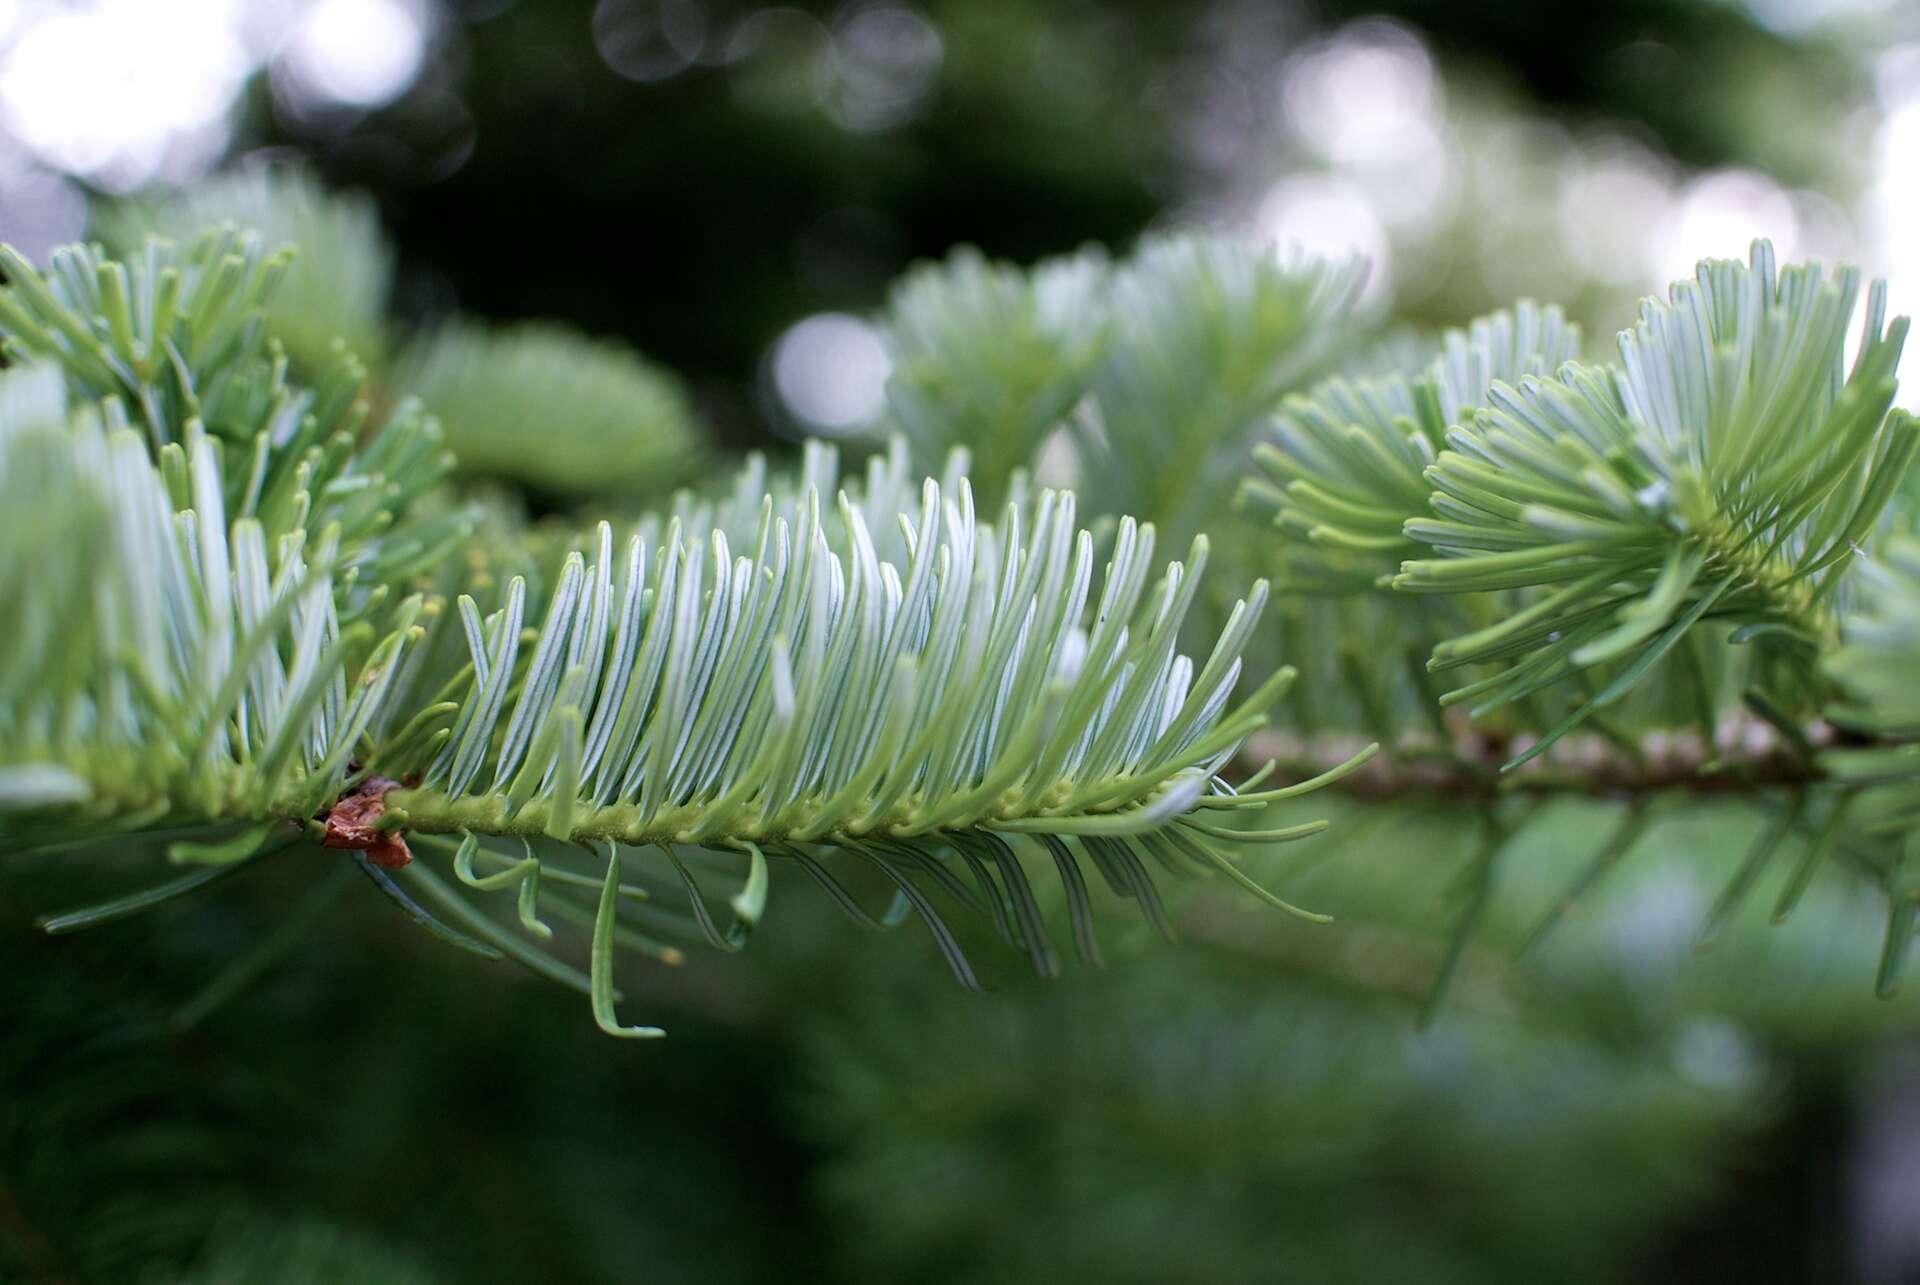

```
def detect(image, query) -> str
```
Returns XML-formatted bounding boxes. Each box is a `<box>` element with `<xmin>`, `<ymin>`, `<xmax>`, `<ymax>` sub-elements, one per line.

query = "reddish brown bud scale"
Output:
<box><xmin>320</xmin><ymin>776</ymin><xmax>413</xmax><ymax>869</ymax></box>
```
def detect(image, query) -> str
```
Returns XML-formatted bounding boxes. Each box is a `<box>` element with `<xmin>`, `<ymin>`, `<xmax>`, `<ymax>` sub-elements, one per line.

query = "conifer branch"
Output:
<box><xmin>1243</xmin><ymin>299</ymin><xmax>1581</xmax><ymax>585</ymax></box>
<box><xmin>0</xmin><ymin>367</ymin><xmax>427</xmax><ymax>850</ymax></box>
<box><xmin>1397</xmin><ymin>244</ymin><xmax>1914</xmax><ymax>767</ymax></box>
<box><xmin>12</xmin><ymin>199</ymin><xmax>1920</xmax><ymax>1024</ymax></box>
<box><xmin>0</xmin><ymin>229</ymin><xmax>1354</xmax><ymax>1034</ymax></box>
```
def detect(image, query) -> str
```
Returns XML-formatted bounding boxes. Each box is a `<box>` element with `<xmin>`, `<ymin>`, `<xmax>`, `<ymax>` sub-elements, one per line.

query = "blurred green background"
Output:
<box><xmin>4</xmin><ymin>1</ymin><xmax>1920</xmax><ymax>1281</ymax></box>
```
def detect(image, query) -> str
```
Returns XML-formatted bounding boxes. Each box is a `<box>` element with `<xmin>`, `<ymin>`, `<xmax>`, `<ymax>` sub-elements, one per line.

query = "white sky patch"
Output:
<box><xmin>1873</xmin><ymin>98</ymin><xmax>1920</xmax><ymax>401</ymax></box>
<box><xmin>1279</xmin><ymin>21</ymin><xmax>1448</xmax><ymax>234</ymax></box>
<box><xmin>0</xmin><ymin>0</ymin><xmax>432</xmax><ymax>195</ymax></box>
<box><xmin>1870</xmin><ymin>47</ymin><xmax>1920</xmax><ymax>404</ymax></box>
<box><xmin>0</xmin><ymin>0</ymin><xmax>250</xmax><ymax>189</ymax></box>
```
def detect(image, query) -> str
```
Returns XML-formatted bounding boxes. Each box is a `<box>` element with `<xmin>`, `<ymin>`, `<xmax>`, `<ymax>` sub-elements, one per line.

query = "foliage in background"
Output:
<box><xmin>806</xmin><ymin>952</ymin><xmax>1753</xmax><ymax>1285</ymax></box>
<box><xmin>392</xmin><ymin>318</ymin><xmax>703</xmax><ymax>497</ymax></box>
<box><xmin>104</xmin><ymin>167</ymin><xmax>705</xmax><ymax>505</ymax></box>
<box><xmin>9</xmin><ymin>127</ymin><xmax>1920</xmax><ymax>1285</ymax></box>
<box><xmin>242</xmin><ymin>0</ymin><xmax>1886</xmax><ymax>440</ymax></box>
<box><xmin>879</xmin><ymin>244</ymin><xmax>1107</xmax><ymax>506</ymax></box>
<box><xmin>874</xmin><ymin>234</ymin><xmax>1365</xmax><ymax>541</ymax></box>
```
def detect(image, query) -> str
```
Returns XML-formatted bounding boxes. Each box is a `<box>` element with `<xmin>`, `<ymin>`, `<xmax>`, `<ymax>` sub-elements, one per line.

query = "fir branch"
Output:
<box><xmin>0</xmin><ymin>368</ymin><xmax>426</xmax><ymax>849</ymax></box>
<box><xmin>1244</xmin><ymin>299</ymin><xmax>1581</xmax><ymax>584</ymax></box>
<box><xmin>2</xmin><ymin>326</ymin><xmax>1347</xmax><ymax>1032</ymax></box>
<box><xmin>1395</xmin><ymin>242</ymin><xmax>1914</xmax><ymax>767</ymax></box>
<box><xmin>20</xmin><ymin>189</ymin><xmax>1917</xmax><ymax>1028</ymax></box>
<box><xmin>0</xmin><ymin>234</ymin><xmax>462</xmax><ymax>582</ymax></box>
<box><xmin>368</xmin><ymin>454</ymin><xmax>1343</xmax><ymax>1027</ymax></box>
<box><xmin>384</xmin><ymin>479</ymin><xmax>1286</xmax><ymax>852</ymax></box>
<box><xmin>0</xmin><ymin>230</ymin><xmax>292</xmax><ymax>451</ymax></box>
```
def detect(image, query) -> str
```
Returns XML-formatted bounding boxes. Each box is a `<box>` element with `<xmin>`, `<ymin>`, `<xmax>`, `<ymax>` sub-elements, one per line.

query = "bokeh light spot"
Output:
<box><xmin>279</xmin><ymin>0</ymin><xmax>428</xmax><ymax>111</ymax></box>
<box><xmin>1254</xmin><ymin>175</ymin><xmax>1391</xmax><ymax>304</ymax></box>
<box><xmin>772</xmin><ymin>313</ymin><xmax>891</xmax><ymax>433</ymax></box>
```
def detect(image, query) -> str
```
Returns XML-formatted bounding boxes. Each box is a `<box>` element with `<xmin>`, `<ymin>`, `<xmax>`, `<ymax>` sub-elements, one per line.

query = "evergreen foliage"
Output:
<box><xmin>873</xmin><ymin>233</ymin><xmax>1367</xmax><ymax>539</ymax></box>
<box><xmin>1245</xmin><ymin>299</ymin><xmax>1582</xmax><ymax>585</ymax></box>
<box><xmin>1399</xmin><ymin>247</ymin><xmax>1913</xmax><ymax>767</ymax></box>
<box><xmin>103</xmin><ymin>166</ymin><xmax>705</xmax><ymax>502</ymax></box>
<box><xmin>1080</xmin><ymin>235</ymin><xmax>1366</xmax><ymax>539</ymax></box>
<box><xmin>7</xmin><ymin>175</ymin><xmax>1920</xmax><ymax>1065</ymax></box>
<box><xmin>2</xmin><ymin>210</ymin><xmax>1354</xmax><ymax>1039</ymax></box>
<box><xmin>9</xmin><ymin>153</ymin><xmax>1920</xmax><ymax>1285</ymax></box>
<box><xmin>0</xmin><ymin>370</ymin><xmax>428</xmax><ymax>847</ymax></box>
<box><xmin>102</xmin><ymin>165</ymin><xmax>394</xmax><ymax>371</ymax></box>
<box><xmin>879</xmin><ymin>244</ymin><xmax>1108</xmax><ymax>504</ymax></box>
<box><xmin>392</xmin><ymin>318</ymin><xmax>704</xmax><ymax>496</ymax></box>
<box><xmin>851</xmin><ymin>227</ymin><xmax>1920</xmax><ymax>1006</ymax></box>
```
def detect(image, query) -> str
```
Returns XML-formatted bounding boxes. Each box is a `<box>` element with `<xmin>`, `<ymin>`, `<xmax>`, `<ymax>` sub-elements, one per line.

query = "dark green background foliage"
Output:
<box><xmin>261</xmin><ymin>0</ymin><xmax>1876</xmax><ymax>439</ymax></box>
<box><xmin>5</xmin><ymin>798</ymin><xmax>1903</xmax><ymax>1283</ymax></box>
<box><xmin>5</xmin><ymin>2</ymin><xmax>1919</xmax><ymax>1283</ymax></box>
